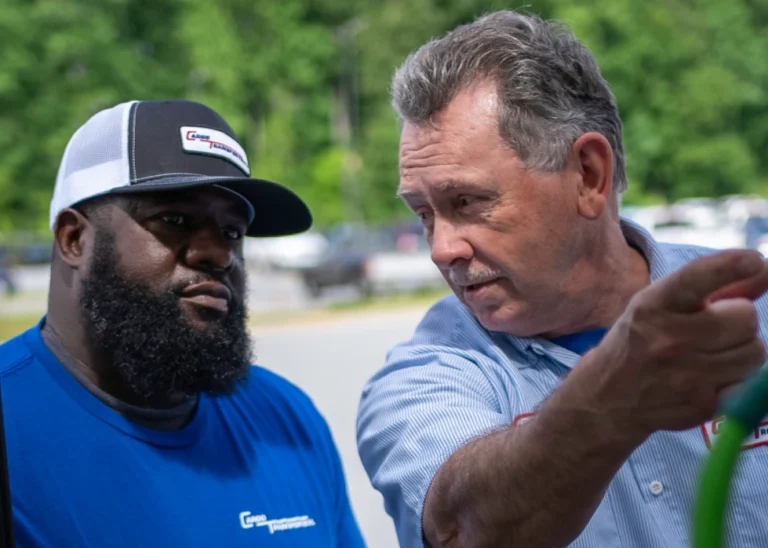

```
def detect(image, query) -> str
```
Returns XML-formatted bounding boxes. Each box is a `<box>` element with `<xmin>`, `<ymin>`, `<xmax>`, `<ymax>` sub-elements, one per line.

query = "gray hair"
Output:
<box><xmin>392</xmin><ymin>10</ymin><xmax>627</xmax><ymax>193</ymax></box>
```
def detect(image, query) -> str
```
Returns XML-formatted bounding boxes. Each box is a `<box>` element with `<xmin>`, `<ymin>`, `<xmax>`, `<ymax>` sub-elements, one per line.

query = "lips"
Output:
<box><xmin>460</xmin><ymin>278</ymin><xmax>501</xmax><ymax>302</ymax></box>
<box><xmin>180</xmin><ymin>282</ymin><xmax>232</xmax><ymax>313</ymax></box>
<box><xmin>462</xmin><ymin>278</ymin><xmax>499</xmax><ymax>291</ymax></box>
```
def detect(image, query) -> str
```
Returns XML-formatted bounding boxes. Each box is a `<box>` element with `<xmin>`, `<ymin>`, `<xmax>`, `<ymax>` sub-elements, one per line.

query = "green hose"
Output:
<box><xmin>693</xmin><ymin>364</ymin><xmax>768</xmax><ymax>548</ymax></box>
<box><xmin>693</xmin><ymin>419</ymin><xmax>748</xmax><ymax>547</ymax></box>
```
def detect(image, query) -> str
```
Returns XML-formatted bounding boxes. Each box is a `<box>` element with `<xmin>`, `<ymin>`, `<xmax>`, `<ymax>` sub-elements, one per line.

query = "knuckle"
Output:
<box><xmin>623</xmin><ymin>311</ymin><xmax>688</xmax><ymax>360</ymax></box>
<box><xmin>709</xmin><ymin>257</ymin><xmax>731</xmax><ymax>280</ymax></box>
<box><xmin>623</xmin><ymin>314</ymin><xmax>653</xmax><ymax>347</ymax></box>
<box><xmin>626</xmin><ymin>294</ymin><xmax>656</xmax><ymax>324</ymax></box>
<box><xmin>626</xmin><ymin>292</ymin><xmax>645</xmax><ymax>314</ymax></box>
<box><xmin>744</xmin><ymin>305</ymin><xmax>759</xmax><ymax>334</ymax></box>
<box><xmin>722</xmin><ymin>299</ymin><xmax>760</xmax><ymax>332</ymax></box>
<box><xmin>648</xmin><ymin>332</ymin><xmax>688</xmax><ymax>360</ymax></box>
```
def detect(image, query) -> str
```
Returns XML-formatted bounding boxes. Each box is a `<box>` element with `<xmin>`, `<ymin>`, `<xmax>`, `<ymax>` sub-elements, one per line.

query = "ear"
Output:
<box><xmin>571</xmin><ymin>132</ymin><xmax>614</xmax><ymax>220</ymax></box>
<box><xmin>54</xmin><ymin>208</ymin><xmax>93</xmax><ymax>268</ymax></box>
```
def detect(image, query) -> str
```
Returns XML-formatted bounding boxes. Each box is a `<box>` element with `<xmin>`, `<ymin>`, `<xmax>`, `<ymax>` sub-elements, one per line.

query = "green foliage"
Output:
<box><xmin>555</xmin><ymin>0</ymin><xmax>768</xmax><ymax>202</ymax></box>
<box><xmin>1</xmin><ymin>0</ymin><xmax>767</xmax><ymax>235</ymax></box>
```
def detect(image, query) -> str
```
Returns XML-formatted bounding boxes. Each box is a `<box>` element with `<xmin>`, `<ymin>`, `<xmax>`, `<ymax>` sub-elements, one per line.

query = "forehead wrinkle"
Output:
<box><xmin>398</xmin><ymin>120</ymin><xmax>486</xmax><ymax>198</ymax></box>
<box><xmin>399</xmin><ymin>142</ymin><xmax>467</xmax><ymax>189</ymax></box>
<box><xmin>400</xmin><ymin>135</ymin><xmax>459</xmax><ymax>161</ymax></box>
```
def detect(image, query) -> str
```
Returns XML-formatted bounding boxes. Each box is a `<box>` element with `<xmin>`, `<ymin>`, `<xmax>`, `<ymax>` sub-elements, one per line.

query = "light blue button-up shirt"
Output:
<box><xmin>356</xmin><ymin>219</ymin><xmax>768</xmax><ymax>548</ymax></box>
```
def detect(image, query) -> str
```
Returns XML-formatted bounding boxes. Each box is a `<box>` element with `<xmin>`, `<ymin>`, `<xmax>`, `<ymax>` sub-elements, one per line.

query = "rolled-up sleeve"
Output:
<box><xmin>356</xmin><ymin>341</ymin><xmax>514</xmax><ymax>548</ymax></box>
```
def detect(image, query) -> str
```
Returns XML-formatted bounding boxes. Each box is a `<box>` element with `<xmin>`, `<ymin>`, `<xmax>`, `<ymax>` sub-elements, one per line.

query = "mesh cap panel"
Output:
<box><xmin>49</xmin><ymin>101</ymin><xmax>135</xmax><ymax>230</ymax></box>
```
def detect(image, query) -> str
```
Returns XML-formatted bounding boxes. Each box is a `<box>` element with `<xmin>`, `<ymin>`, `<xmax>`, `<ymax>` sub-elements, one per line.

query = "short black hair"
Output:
<box><xmin>72</xmin><ymin>194</ymin><xmax>116</xmax><ymax>216</ymax></box>
<box><xmin>72</xmin><ymin>194</ymin><xmax>134</xmax><ymax>227</ymax></box>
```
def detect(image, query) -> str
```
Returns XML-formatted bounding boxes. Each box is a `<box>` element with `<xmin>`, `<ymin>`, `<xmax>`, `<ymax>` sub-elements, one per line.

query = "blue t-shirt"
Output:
<box><xmin>550</xmin><ymin>327</ymin><xmax>609</xmax><ymax>355</ymax></box>
<box><xmin>0</xmin><ymin>324</ymin><xmax>365</xmax><ymax>547</ymax></box>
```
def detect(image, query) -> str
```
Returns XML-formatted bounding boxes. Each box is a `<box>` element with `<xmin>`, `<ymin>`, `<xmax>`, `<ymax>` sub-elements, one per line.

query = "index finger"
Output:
<box><xmin>646</xmin><ymin>249</ymin><xmax>765</xmax><ymax>313</ymax></box>
<box><xmin>708</xmin><ymin>262</ymin><xmax>768</xmax><ymax>303</ymax></box>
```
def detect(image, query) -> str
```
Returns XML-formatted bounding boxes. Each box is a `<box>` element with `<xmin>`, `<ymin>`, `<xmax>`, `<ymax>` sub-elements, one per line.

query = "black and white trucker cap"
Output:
<box><xmin>49</xmin><ymin>99</ymin><xmax>312</xmax><ymax>237</ymax></box>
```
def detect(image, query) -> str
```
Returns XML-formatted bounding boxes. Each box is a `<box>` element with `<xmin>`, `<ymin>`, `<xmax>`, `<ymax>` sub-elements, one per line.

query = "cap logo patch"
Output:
<box><xmin>180</xmin><ymin>126</ymin><xmax>250</xmax><ymax>176</ymax></box>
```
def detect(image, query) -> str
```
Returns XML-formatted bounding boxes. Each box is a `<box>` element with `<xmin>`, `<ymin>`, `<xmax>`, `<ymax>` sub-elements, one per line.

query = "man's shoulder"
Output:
<box><xmin>652</xmin><ymin>239</ymin><xmax>755</xmax><ymax>280</ymax></box>
<box><xmin>656</xmin><ymin>240</ymin><xmax>724</xmax><ymax>262</ymax></box>
<box><xmin>242</xmin><ymin>365</ymin><xmax>313</xmax><ymax>404</ymax></box>
<box><xmin>411</xmin><ymin>294</ymin><xmax>486</xmax><ymax>346</ymax></box>
<box><xmin>233</xmin><ymin>365</ymin><xmax>331</xmax><ymax>435</ymax></box>
<box><xmin>0</xmin><ymin>328</ymin><xmax>37</xmax><ymax>378</ymax></box>
<box><xmin>383</xmin><ymin>294</ymin><xmax>518</xmax><ymax>370</ymax></box>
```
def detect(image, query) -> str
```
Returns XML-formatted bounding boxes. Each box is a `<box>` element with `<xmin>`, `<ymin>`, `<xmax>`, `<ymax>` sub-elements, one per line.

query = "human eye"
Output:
<box><xmin>456</xmin><ymin>194</ymin><xmax>480</xmax><ymax>208</ymax></box>
<box><xmin>161</xmin><ymin>213</ymin><xmax>188</xmax><ymax>227</ymax></box>
<box><xmin>415</xmin><ymin>208</ymin><xmax>434</xmax><ymax>225</ymax></box>
<box><xmin>222</xmin><ymin>226</ymin><xmax>244</xmax><ymax>241</ymax></box>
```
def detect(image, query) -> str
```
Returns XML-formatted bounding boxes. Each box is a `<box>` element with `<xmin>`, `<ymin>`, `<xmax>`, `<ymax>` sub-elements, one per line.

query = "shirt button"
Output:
<box><xmin>531</xmin><ymin>345</ymin><xmax>546</xmax><ymax>356</ymax></box>
<box><xmin>649</xmin><ymin>480</ymin><xmax>664</xmax><ymax>496</ymax></box>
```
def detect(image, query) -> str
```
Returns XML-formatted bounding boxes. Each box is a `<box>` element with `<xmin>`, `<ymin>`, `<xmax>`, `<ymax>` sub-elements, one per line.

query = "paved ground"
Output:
<box><xmin>255</xmin><ymin>305</ymin><xmax>434</xmax><ymax>548</ymax></box>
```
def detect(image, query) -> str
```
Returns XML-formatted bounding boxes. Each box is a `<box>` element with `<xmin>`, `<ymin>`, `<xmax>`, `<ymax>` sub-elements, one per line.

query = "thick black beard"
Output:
<box><xmin>79</xmin><ymin>231</ymin><xmax>253</xmax><ymax>402</ymax></box>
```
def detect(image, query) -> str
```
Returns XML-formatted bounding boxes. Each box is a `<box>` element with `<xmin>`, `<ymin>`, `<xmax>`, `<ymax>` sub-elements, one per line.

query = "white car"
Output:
<box><xmin>244</xmin><ymin>232</ymin><xmax>329</xmax><ymax>271</ymax></box>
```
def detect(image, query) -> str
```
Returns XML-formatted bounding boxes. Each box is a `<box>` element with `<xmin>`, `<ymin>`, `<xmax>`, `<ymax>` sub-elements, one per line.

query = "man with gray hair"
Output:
<box><xmin>356</xmin><ymin>10</ymin><xmax>768</xmax><ymax>548</ymax></box>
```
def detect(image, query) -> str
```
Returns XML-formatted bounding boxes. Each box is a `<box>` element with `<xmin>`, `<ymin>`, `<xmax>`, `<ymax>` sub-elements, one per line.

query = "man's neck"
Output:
<box><xmin>42</xmin><ymin>313</ymin><xmax>101</xmax><ymax>383</ymax></box>
<box><xmin>586</xmin><ymin>243</ymin><xmax>649</xmax><ymax>326</ymax></box>
<box><xmin>41</xmin><ymin>315</ymin><xmax>189</xmax><ymax>410</ymax></box>
<box><xmin>542</xmin><ymin>222</ymin><xmax>651</xmax><ymax>339</ymax></box>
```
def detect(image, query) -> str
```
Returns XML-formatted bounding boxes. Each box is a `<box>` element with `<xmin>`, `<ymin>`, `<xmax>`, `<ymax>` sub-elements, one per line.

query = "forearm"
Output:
<box><xmin>423</xmin><ymin>352</ymin><xmax>646</xmax><ymax>548</ymax></box>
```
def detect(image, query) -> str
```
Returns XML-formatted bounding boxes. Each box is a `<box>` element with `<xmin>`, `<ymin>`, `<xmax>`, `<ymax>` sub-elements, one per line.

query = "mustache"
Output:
<box><xmin>448</xmin><ymin>266</ymin><xmax>504</xmax><ymax>287</ymax></box>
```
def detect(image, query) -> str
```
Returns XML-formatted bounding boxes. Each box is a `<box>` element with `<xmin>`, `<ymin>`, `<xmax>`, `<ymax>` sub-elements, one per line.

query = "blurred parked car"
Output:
<box><xmin>298</xmin><ymin>226</ymin><xmax>392</xmax><ymax>298</ymax></box>
<box><xmin>16</xmin><ymin>243</ymin><xmax>53</xmax><ymax>265</ymax></box>
<box><xmin>298</xmin><ymin>223</ymin><xmax>444</xmax><ymax>298</ymax></box>
<box><xmin>0</xmin><ymin>246</ymin><xmax>16</xmax><ymax>295</ymax></box>
<box><xmin>620</xmin><ymin>205</ymin><xmax>665</xmax><ymax>234</ymax></box>
<box><xmin>720</xmin><ymin>195</ymin><xmax>768</xmax><ymax>225</ymax></box>
<box><xmin>653</xmin><ymin>219</ymin><xmax>746</xmax><ymax>249</ymax></box>
<box><xmin>745</xmin><ymin>216</ymin><xmax>768</xmax><ymax>255</ymax></box>
<box><xmin>243</xmin><ymin>232</ymin><xmax>329</xmax><ymax>271</ymax></box>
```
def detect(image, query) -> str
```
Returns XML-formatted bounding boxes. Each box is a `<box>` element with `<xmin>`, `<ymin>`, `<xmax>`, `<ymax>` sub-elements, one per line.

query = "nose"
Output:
<box><xmin>429</xmin><ymin>218</ymin><xmax>473</xmax><ymax>269</ymax></box>
<box><xmin>185</xmin><ymin>225</ymin><xmax>236</xmax><ymax>274</ymax></box>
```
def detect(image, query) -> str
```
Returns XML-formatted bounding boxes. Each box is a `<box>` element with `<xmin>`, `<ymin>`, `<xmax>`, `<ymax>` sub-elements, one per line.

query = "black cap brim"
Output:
<box><xmin>106</xmin><ymin>175</ymin><xmax>313</xmax><ymax>237</ymax></box>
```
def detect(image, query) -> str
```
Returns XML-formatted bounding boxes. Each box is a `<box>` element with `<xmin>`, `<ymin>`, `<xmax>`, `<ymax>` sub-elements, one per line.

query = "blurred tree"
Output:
<box><xmin>555</xmin><ymin>0</ymin><xmax>768</xmax><ymax>202</ymax></box>
<box><xmin>176</xmin><ymin>0</ymin><xmax>359</xmax><ymax>227</ymax></box>
<box><xmin>1</xmin><ymin>0</ymin><xmax>767</xmax><ymax>234</ymax></box>
<box><xmin>0</xmin><ymin>0</ymin><xmax>189</xmax><ymax>233</ymax></box>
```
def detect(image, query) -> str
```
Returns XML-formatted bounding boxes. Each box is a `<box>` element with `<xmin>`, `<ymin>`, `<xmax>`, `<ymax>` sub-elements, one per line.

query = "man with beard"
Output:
<box><xmin>0</xmin><ymin>99</ymin><xmax>364</xmax><ymax>547</ymax></box>
<box><xmin>356</xmin><ymin>10</ymin><xmax>768</xmax><ymax>548</ymax></box>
